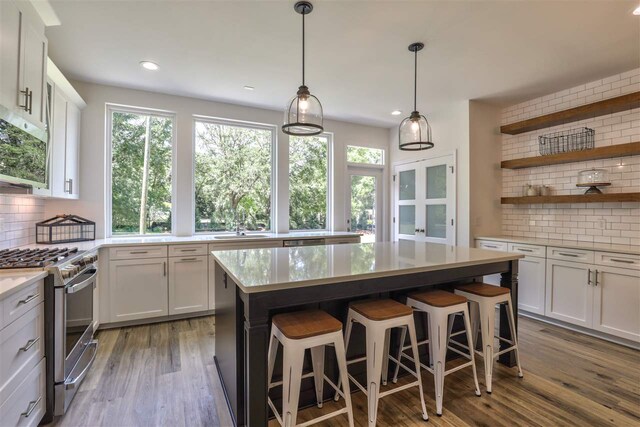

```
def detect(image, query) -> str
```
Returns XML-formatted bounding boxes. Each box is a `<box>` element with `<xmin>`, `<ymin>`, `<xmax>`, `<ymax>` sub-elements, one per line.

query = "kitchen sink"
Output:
<box><xmin>213</xmin><ymin>234</ymin><xmax>270</xmax><ymax>240</ymax></box>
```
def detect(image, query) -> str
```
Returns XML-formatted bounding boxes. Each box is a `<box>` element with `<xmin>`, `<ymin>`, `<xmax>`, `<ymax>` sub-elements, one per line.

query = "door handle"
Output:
<box><xmin>419</xmin><ymin>229</ymin><xmax>425</xmax><ymax>233</ymax></box>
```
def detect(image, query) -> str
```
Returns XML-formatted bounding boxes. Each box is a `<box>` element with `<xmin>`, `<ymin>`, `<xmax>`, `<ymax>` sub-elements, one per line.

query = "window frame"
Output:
<box><xmin>105</xmin><ymin>103</ymin><xmax>177</xmax><ymax>238</ymax></box>
<box><xmin>191</xmin><ymin>115</ymin><xmax>277</xmax><ymax>235</ymax></box>
<box><xmin>345</xmin><ymin>144</ymin><xmax>385</xmax><ymax>168</ymax></box>
<box><xmin>288</xmin><ymin>132</ymin><xmax>333</xmax><ymax>232</ymax></box>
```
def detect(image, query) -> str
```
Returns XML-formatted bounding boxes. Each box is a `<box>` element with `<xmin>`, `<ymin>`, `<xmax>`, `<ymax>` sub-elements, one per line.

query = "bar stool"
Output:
<box><xmin>267</xmin><ymin>310</ymin><xmax>354</xmax><ymax>427</ymax></box>
<box><xmin>454</xmin><ymin>283</ymin><xmax>523</xmax><ymax>394</ymax></box>
<box><xmin>335</xmin><ymin>299</ymin><xmax>429</xmax><ymax>426</ymax></box>
<box><xmin>392</xmin><ymin>290</ymin><xmax>481</xmax><ymax>416</ymax></box>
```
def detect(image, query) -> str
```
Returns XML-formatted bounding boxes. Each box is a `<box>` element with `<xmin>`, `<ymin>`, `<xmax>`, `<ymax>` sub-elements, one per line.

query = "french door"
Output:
<box><xmin>393</xmin><ymin>154</ymin><xmax>456</xmax><ymax>244</ymax></box>
<box><xmin>347</xmin><ymin>168</ymin><xmax>382</xmax><ymax>242</ymax></box>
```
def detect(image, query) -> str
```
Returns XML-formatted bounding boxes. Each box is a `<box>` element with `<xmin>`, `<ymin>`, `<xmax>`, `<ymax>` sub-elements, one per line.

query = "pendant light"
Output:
<box><xmin>399</xmin><ymin>42</ymin><xmax>433</xmax><ymax>150</ymax></box>
<box><xmin>282</xmin><ymin>1</ymin><xmax>324</xmax><ymax>136</ymax></box>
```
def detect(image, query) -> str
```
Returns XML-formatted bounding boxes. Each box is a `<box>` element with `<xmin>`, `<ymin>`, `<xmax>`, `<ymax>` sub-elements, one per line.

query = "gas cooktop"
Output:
<box><xmin>0</xmin><ymin>247</ymin><xmax>79</xmax><ymax>269</ymax></box>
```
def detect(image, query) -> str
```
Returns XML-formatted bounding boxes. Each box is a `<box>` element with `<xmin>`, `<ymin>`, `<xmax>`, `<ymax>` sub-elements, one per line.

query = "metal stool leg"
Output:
<box><xmin>310</xmin><ymin>345</ymin><xmax>325</xmax><ymax>408</ymax></box>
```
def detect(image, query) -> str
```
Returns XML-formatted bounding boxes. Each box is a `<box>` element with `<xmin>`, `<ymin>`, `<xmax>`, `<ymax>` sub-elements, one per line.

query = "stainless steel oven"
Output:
<box><xmin>43</xmin><ymin>250</ymin><xmax>99</xmax><ymax>420</ymax></box>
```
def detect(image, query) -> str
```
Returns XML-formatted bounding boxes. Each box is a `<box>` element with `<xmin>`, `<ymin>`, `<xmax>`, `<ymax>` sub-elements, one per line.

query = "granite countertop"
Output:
<box><xmin>19</xmin><ymin>231</ymin><xmax>360</xmax><ymax>251</ymax></box>
<box><xmin>475</xmin><ymin>235</ymin><xmax>640</xmax><ymax>255</ymax></box>
<box><xmin>0</xmin><ymin>270</ymin><xmax>48</xmax><ymax>300</ymax></box>
<box><xmin>211</xmin><ymin>241</ymin><xmax>523</xmax><ymax>293</ymax></box>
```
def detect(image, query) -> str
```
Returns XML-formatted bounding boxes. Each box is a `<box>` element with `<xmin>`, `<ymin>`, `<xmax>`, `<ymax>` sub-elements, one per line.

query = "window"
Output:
<box><xmin>194</xmin><ymin>118</ymin><xmax>273</xmax><ymax>232</ymax></box>
<box><xmin>109</xmin><ymin>107</ymin><xmax>174</xmax><ymax>235</ymax></box>
<box><xmin>289</xmin><ymin>134</ymin><xmax>330</xmax><ymax>230</ymax></box>
<box><xmin>347</xmin><ymin>145</ymin><xmax>384</xmax><ymax>165</ymax></box>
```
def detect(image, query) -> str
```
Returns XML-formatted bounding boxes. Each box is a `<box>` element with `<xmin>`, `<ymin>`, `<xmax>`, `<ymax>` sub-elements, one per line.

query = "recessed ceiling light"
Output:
<box><xmin>140</xmin><ymin>61</ymin><xmax>159</xmax><ymax>71</ymax></box>
<box><xmin>634</xmin><ymin>5</ymin><xmax>640</xmax><ymax>15</ymax></box>
<box><xmin>391</xmin><ymin>110</ymin><xmax>402</xmax><ymax>116</ymax></box>
<box><xmin>244</xmin><ymin>86</ymin><xmax>255</xmax><ymax>91</ymax></box>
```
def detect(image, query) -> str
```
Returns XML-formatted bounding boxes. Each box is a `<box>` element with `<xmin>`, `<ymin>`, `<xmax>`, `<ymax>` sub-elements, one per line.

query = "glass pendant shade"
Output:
<box><xmin>283</xmin><ymin>85</ymin><xmax>323</xmax><ymax>136</ymax></box>
<box><xmin>399</xmin><ymin>111</ymin><xmax>433</xmax><ymax>150</ymax></box>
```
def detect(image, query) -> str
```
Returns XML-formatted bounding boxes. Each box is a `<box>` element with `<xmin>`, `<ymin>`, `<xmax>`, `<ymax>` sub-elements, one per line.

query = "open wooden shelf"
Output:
<box><xmin>501</xmin><ymin>142</ymin><xmax>640</xmax><ymax>169</ymax></box>
<box><xmin>500</xmin><ymin>92</ymin><xmax>640</xmax><ymax>135</ymax></box>
<box><xmin>501</xmin><ymin>193</ymin><xmax>640</xmax><ymax>205</ymax></box>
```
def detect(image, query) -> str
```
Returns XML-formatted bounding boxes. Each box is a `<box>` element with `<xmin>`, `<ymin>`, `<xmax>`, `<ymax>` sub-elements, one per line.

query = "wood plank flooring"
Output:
<box><xmin>49</xmin><ymin>316</ymin><xmax>640</xmax><ymax>427</ymax></box>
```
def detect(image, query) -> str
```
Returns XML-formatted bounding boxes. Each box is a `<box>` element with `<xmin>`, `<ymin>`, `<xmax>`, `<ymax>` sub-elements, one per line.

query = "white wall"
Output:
<box><xmin>501</xmin><ymin>68</ymin><xmax>639</xmax><ymax>245</ymax></box>
<box><xmin>389</xmin><ymin>101</ymin><xmax>471</xmax><ymax>246</ymax></box>
<box><xmin>44</xmin><ymin>81</ymin><xmax>390</xmax><ymax>239</ymax></box>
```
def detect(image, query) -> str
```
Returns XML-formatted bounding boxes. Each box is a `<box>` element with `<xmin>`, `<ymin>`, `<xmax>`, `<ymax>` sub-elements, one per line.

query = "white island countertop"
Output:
<box><xmin>211</xmin><ymin>241</ymin><xmax>523</xmax><ymax>293</ymax></box>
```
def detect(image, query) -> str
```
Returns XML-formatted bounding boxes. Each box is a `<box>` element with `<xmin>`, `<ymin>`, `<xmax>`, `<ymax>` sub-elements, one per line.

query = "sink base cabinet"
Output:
<box><xmin>108</xmin><ymin>258</ymin><xmax>168</xmax><ymax>323</ymax></box>
<box><xmin>168</xmin><ymin>256</ymin><xmax>208</xmax><ymax>315</ymax></box>
<box><xmin>545</xmin><ymin>259</ymin><xmax>592</xmax><ymax>328</ymax></box>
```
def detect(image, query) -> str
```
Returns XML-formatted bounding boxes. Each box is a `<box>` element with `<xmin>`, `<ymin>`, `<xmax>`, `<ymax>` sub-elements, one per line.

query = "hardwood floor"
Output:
<box><xmin>50</xmin><ymin>315</ymin><xmax>639</xmax><ymax>427</ymax></box>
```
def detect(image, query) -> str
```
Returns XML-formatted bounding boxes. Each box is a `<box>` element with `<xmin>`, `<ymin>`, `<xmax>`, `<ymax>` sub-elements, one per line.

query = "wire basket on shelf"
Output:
<box><xmin>538</xmin><ymin>127</ymin><xmax>594</xmax><ymax>155</ymax></box>
<box><xmin>36</xmin><ymin>215</ymin><xmax>95</xmax><ymax>244</ymax></box>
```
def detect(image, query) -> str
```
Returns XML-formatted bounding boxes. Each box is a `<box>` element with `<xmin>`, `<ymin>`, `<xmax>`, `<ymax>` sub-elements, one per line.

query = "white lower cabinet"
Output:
<box><xmin>592</xmin><ymin>265</ymin><xmax>640</xmax><ymax>342</ymax></box>
<box><xmin>0</xmin><ymin>358</ymin><xmax>45</xmax><ymax>427</ymax></box>
<box><xmin>545</xmin><ymin>259</ymin><xmax>592</xmax><ymax>328</ymax></box>
<box><xmin>109</xmin><ymin>258</ymin><xmax>168</xmax><ymax>322</ymax></box>
<box><xmin>168</xmin><ymin>256</ymin><xmax>208</xmax><ymax>315</ymax></box>
<box><xmin>516</xmin><ymin>255</ymin><xmax>546</xmax><ymax>315</ymax></box>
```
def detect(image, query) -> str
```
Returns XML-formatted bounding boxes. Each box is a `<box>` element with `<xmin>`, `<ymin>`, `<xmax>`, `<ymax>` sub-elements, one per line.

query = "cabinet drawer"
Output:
<box><xmin>475</xmin><ymin>240</ymin><xmax>508</xmax><ymax>252</ymax></box>
<box><xmin>547</xmin><ymin>247</ymin><xmax>594</xmax><ymax>264</ymax></box>
<box><xmin>0</xmin><ymin>303</ymin><xmax>44</xmax><ymax>404</ymax></box>
<box><xmin>1</xmin><ymin>280</ymin><xmax>44</xmax><ymax>330</ymax></box>
<box><xmin>169</xmin><ymin>244</ymin><xmax>208</xmax><ymax>257</ymax></box>
<box><xmin>509</xmin><ymin>243</ymin><xmax>546</xmax><ymax>258</ymax></box>
<box><xmin>0</xmin><ymin>358</ymin><xmax>45</xmax><ymax>427</ymax></box>
<box><xmin>595</xmin><ymin>252</ymin><xmax>640</xmax><ymax>271</ymax></box>
<box><xmin>109</xmin><ymin>245</ymin><xmax>167</xmax><ymax>260</ymax></box>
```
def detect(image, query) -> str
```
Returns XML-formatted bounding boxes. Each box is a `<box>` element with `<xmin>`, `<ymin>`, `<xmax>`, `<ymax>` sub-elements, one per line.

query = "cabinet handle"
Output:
<box><xmin>595</xmin><ymin>269</ymin><xmax>599</xmax><ymax>286</ymax></box>
<box><xmin>180</xmin><ymin>258</ymin><xmax>198</xmax><ymax>262</ymax></box>
<box><xmin>19</xmin><ymin>87</ymin><xmax>29</xmax><ymax>111</ymax></box>
<box><xmin>609</xmin><ymin>258</ymin><xmax>634</xmax><ymax>264</ymax></box>
<box><xmin>483</xmin><ymin>245</ymin><xmax>498</xmax><ymax>249</ymax></box>
<box><xmin>21</xmin><ymin>396</ymin><xmax>41</xmax><ymax>417</ymax></box>
<box><xmin>19</xmin><ymin>337</ymin><xmax>40</xmax><ymax>352</ymax></box>
<box><xmin>587</xmin><ymin>269</ymin><xmax>592</xmax><ymax>286</ymax></box>
<box><xmin>65</xmin><ymin>179</ymin><xmax>73</xmax><ymax>194</ymax></box>
<box><xmin>17</xmin><ymin>293</ymin><xmax>39</xmax><ymax>306</ymax></box>
<box><xmin>28</xmin><ymin>89</ymin><xmax>33</xmax><ymax>114</ymax></box>
<box><xmin>180</xmin><ymin>248</ymin><xmax>197</xmax><ymax>252</ymax></box>
<box><xmin>558</xmin><ymin>252</ymin><xmax>579</xmax><ymax>258</ymax></box>
<box><xmin>517</xmin><ymin>248</ymin><xmax>533</xmax><ymax>253</ymax></box>
<box><xmin>163</xmin><ymin>261</ymin><xmax>167</xmax><ymax>276</ymax></box>
<box><xmin>129</xmin><ymin>251</ymin><xmax>148</xmax><ymax>254</ymax></box>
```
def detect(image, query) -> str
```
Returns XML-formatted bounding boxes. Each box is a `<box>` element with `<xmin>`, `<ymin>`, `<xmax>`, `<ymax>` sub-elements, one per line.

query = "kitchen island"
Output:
<box><xmin>212</xmin><ymin>241</ymin><xmax>523</xmax><ymax>427</ymax></box>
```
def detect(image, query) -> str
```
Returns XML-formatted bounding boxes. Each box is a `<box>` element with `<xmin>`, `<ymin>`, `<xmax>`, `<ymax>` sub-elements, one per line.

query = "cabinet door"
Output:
<box><xmin>109</xmin><ymin>258</ymin><xmax>168</xmax><ymax>322</ymax></box>
<box><xmin>20</xmin><ymin>18</ymin><xmax>47</xmax><ymax>128</ymax></box>
<box><xmin>168</xmin><ymin>256</ymin><xmax>208</xmax><ymax>315</ymax></box>
<box><xmin>476</xmin><ymin>240</ymin><xmax>508</xmax><ymax>286</ymax></box>
<box><xmin>517</xmin><ymin>256</ymin><xmax>546</xmax><ymax>315</ymax></box>
<box><xmin>50</xmin><ymin>86</ymin><xmax>67</xmax><ymax>197</ymax></box>
<box><xmin>592</xmin><ymin>266</ymin><xmax>640</xmax><ymax>342</ymax></box>
<box><xmin>545</xmin><ymin>259</ymin><xmax>592</xmax><ymax>328</ymax></box>
<box><xmin>64</xmin><ymin>102</ymin><xmax>80</xmax><ymax>197</ymax></box>
<box><xmin>0</xmin><ymin>2</ymin><xmax>22</xmax><ymax>112</ymax></box>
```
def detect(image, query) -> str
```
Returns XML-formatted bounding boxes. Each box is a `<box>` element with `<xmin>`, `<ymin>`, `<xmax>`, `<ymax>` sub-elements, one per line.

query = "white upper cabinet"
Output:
<box><xmin>0</xmin><ymin>0</ymin><xmax>47</xmax><ymax>129</ymax></box>
<box><xmin>48</xmin><ymin>60</ymin><xmax>85</xmax><ymax>199</ymax></box>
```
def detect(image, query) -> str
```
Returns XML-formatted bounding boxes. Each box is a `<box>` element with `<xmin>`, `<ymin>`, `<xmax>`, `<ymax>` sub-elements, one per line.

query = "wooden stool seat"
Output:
<box><xmin>408</xmin><ymin>290</ymin><xmax>467</xmax><ymax>307</ymax></box>
<box><xmin>350</xmin><ymin>299</ymin><xmax>413</xmax><ymax>321</ymax></box>
<box><xmin>456</xmin><ymin>283</ymin><xmax>511</xmax><ymax>297</ymax></box>
<box><xmin>272</xmin><ymin>310</ymin><xmax>342</xmax><ymax>339</ymax></box>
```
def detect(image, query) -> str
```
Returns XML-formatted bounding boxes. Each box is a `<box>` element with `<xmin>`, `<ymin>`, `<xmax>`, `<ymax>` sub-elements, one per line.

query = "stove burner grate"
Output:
<box><xmin>0</xmin><ymin>247</ymin><xmax>79</xmax><ymax>269</ymax></box>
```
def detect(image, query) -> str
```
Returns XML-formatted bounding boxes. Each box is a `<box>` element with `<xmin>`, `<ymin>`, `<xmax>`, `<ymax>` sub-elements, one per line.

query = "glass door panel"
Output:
<box><xmin>399</xmin><ymin>206</ymin><xmax>416</xmax><ymax>236</ymax></box>
<box><xmin>426</xmin><ymin>165</ymin><xmax>446</xmax><ymax>199</ymax></box>
<box><xmin>399</xmin><ymin>169</ymin><xmax>416</xmax><ymax>200</ymax></box>
<box><xmin>426</xmin><ymin>204</ymin><xmax>446</xmax><ymax>238</ymax></box>
<box><xmin>349</xmin><ymin>175</ymin><xmax>377</xmax><ymax>243</ymax></box>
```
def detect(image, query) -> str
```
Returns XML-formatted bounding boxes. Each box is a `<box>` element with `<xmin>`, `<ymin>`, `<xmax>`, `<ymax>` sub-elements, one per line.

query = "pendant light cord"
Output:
<box><xmin>302</xmin><ymin>11</ymin><xmax>306</xmax><ymax>86</ymax></box>
<box><xmin>413</xmin><ymin>48</ymin><xmax>417</xmax><ymax>112</ymax></box>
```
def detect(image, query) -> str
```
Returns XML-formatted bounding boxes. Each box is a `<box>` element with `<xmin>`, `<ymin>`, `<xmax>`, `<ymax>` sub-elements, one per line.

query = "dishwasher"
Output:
<box><xmin>283</xmin><ymin>238</ymin><xmax>325</xmax><ymax>247</ymax></box>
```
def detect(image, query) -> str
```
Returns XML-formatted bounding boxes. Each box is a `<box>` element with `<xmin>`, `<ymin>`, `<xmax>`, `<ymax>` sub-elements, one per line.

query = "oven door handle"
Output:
<box><xmin>65</xmin><ymin>340</ymin><xmax>98</xmax><ymax>390</ymax></box>
<box><xmin>65</xmin><ymin>268</ymin><xmax>97</xmax><ymax>294</ymax></box>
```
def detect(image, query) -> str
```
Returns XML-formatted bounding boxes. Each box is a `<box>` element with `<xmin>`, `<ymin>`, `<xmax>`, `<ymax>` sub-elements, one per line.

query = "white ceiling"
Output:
<box><xmin>45</xmin><ymin>0</ymin><xmax>640</xmax><ymax>127</ymax></box>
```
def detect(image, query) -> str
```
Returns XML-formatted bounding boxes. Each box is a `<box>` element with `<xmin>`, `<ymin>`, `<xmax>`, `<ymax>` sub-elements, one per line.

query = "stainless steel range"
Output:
<box><xmin>0</xmin><ymin>247</ymin><xmax>99</xmax><ymax>422</ymax></box>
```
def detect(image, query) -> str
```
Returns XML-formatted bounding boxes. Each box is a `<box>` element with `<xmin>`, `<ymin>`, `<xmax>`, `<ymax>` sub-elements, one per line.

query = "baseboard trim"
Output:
<box><xmin>97</xmin><ymin>310</ymin><xmax>215</xmax><ymax>330</ymax></box>
<box><xmin>519</xmin><ymin>311</ymin><xmax>640</xmax><ymax>350</ymax></box>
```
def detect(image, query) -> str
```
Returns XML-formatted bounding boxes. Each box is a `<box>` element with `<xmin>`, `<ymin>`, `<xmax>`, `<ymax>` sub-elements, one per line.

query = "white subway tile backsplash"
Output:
<box><xmin>501</xmin><ymin>68</ymin><xmax>640</xmax><ymax>245</ymax></box>
<box><xmin>0</xmin><ymin>196</ymin><xmax>45</xmax><ymax>249</ymax></box>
